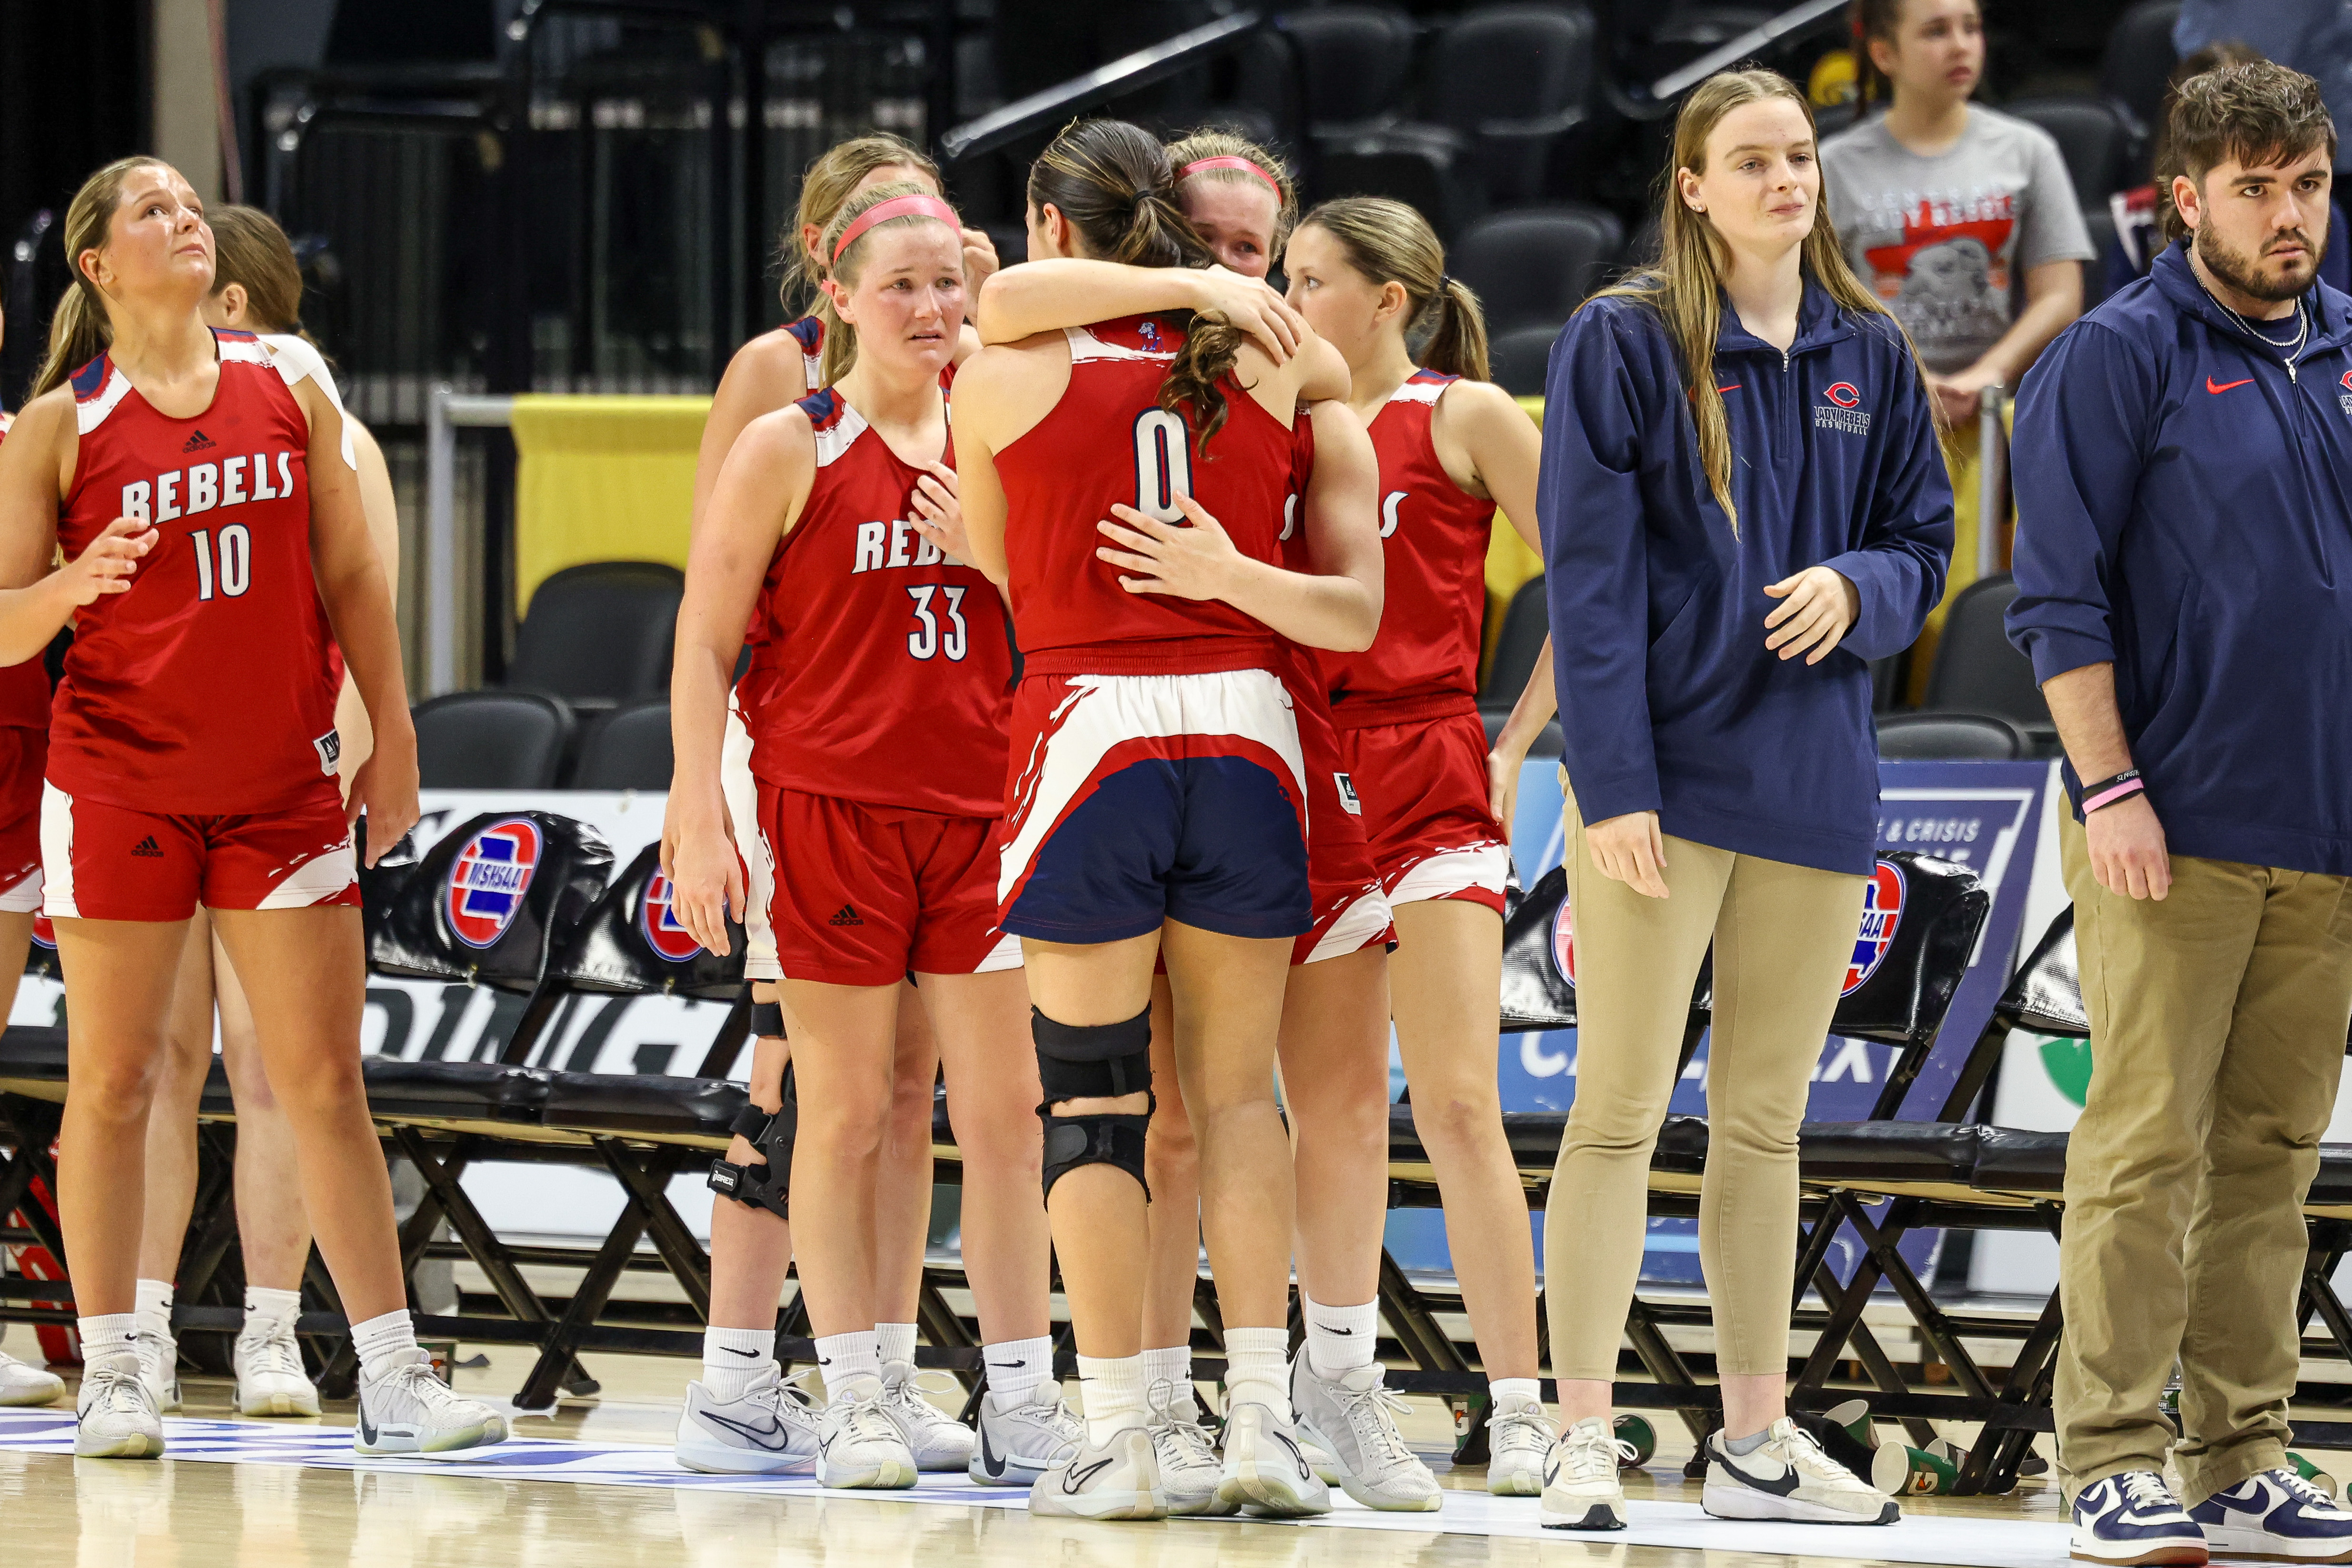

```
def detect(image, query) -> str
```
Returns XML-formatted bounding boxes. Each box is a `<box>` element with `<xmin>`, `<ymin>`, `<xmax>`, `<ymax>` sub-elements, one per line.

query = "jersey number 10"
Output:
<box><xmin>190</xmin><ymin>525</ymin><xmax>253</xmax><ymax>600</ymax></box>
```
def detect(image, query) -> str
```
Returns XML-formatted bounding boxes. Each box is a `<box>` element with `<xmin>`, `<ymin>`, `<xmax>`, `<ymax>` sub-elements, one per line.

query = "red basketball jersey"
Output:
<box><xmin>746</xmin><ymin>387</ymin><xmax>1011</xmax><ymax>817</ymax></box>
<box><xmin>0</xmin><ymin>419</ymin><xmax>48</xmax><ymax>732</ymax></box>
<box><xmin>1320</xmin><ymin>370</ymin><xmax>1496</xmax><ymax>723</ymax></box>
<box><xmin>994</xmin><ymin>315</ymin><xmax>1294</xmax><ymax>675</ymax></box>
<box><xmin>52</xmin><ymin>329</ymin><xmax>340</xmax><ymax>812</ymax></box>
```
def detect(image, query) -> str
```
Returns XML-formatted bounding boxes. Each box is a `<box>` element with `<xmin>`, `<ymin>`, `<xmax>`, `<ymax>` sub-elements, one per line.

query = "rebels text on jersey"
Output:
<box><xmin>1319</xmin><ymin>369</ymin><xmax>1496</xmax><ymax>724</ymax></box>
<box><xmin>745</xmin><ymin>388</ymin><xmax>1012</xmax><ymax>817</ymax></box>
<box><xmin>52</xmin><ymin>329</ymin><xmax>339</xmax><ymax>813</ymax></box>
<box><xmin>992</xmin><ymin>315</ymin><xmax>1296</xmax><ymax>675</ymax></box>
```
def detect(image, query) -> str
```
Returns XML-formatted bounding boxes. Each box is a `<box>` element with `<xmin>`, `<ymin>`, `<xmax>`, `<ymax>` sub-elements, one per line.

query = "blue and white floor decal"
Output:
<box><xmin>0</xmin><ymin>1407</ymin><xmax>2075</xmax><ymax>1565</ymax></box>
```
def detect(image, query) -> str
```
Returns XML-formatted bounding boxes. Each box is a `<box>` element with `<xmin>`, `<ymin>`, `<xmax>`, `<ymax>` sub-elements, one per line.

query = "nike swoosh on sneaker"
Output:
<box><xmin>1065</xmin><ymin>1456</ymin><xmax>1113</xmax><ymax>1492</ymax></box>
<box><xmin>1716</xmin><ymin>1449</ymin><xmax>1801</xmax><ymax>1497</ymax></box>
<box><xmin>702</xmin><ymin>1410</ymin><xmax>793</xmax><ymax>1449</ymax></box>
<box><xmin>1270</xmin><ymin>1429</ymin><xmax>1310</xmax><ymax>1479</ymax></box>
<box><xmin>980</xmin><ymin>1423</ymin><xmax>1008</xmax><ymax>1479</ymax></box>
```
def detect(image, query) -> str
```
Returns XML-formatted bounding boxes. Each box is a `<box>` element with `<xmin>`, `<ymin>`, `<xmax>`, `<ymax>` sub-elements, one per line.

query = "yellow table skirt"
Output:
<box><xmin>509</xmin><ymin>394</ymin><xmax>712</xmax><ymax>612</ymax></box>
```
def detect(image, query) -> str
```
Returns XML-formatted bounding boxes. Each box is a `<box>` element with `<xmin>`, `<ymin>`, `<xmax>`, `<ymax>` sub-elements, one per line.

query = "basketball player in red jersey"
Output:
<box><xmin>0</xmin><ymin>159</ymin><xmax>502</xmax><ymax>1461</ymax></box>
<box><xmin>680</xmin><ymin>135</ymin><xmax>991</xmax><ymax>1479</ymax></box>
<box><xmin>977</xmin><ymin>133</ymin><xmax>1439</xmax><ymax>1513</ymax></box>
<box><xmin>668</xmin><ymin>182</ymin><xmax>1066</xmax><ymax>1491</ymax></box>
<box><xmin>953</xmin><ymin>118</ymin><xmax>1381</xmax><ymax>1521</ymax></box>
<box><xmin>0</xmin><ymin>296</ymin><xmax>67</xmax><ymax>1412</ymax></box>
<box><xmin>1284</xmin><ymin>196</ymin><xmax>1560</xmax><ymax>1489</ymax></box>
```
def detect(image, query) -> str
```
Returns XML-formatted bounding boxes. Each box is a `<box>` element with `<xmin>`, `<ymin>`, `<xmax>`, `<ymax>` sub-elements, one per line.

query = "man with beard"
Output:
<box><xmin>2008</xmin><ymin>60</ymin><xmax>2352</xmax><ymax>1567</ymax></box>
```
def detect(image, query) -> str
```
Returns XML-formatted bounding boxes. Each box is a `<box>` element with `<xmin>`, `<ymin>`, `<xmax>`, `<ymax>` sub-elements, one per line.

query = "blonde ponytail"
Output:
<box><xmin>1296</xmin><ymin>198</ymin><xmax>1491</xmax><ymax>381</ymax></box>
<box><xmin>32</xmin><ymin>157</ymin><xmax>167</xmax><ymax>397</ymax></box>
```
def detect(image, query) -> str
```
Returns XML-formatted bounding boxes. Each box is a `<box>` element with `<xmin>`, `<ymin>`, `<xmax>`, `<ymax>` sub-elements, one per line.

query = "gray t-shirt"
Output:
<box><xmin>1821</xmin><ymin>107</ymin><xmax>2095</xmax><ymax>375</ymax></box>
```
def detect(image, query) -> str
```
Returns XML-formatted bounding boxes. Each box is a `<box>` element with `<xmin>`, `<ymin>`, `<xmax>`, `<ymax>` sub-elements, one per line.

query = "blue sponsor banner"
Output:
<box><xmin>1384</xmin><ymin>759</ymin><xmax>2050</xmax><ymax>1282</ymax></box>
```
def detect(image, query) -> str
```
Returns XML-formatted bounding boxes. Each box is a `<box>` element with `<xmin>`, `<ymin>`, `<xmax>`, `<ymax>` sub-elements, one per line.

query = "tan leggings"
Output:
<box><xmin>1544</xmin><ymin>797</ymin><xmax>1865</xmax><ymax>1379</ymax></box>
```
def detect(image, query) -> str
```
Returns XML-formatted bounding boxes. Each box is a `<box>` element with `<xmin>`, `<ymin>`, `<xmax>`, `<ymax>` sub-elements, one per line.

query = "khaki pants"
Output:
<box><xmin>2056</xmin><ymin>822</ymin><xmax>2352</xmax><ymax>1504</ymax></box>
<box><xmin>1544</xmin><ymin>794</ymin><xmax>1865</xmax><ymax>1379</ymax></box>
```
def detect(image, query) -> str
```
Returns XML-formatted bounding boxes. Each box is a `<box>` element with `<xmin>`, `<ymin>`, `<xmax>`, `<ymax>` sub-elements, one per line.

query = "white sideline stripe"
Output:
<box><xmin>1387</xmin><ymin>844</ymin><xmax>1510</xmax><ymax>907</ymax></box>
<box><xmin>37</xmin><ymin>783</ymin><xmax>77</xmax><ymax>919</ymax></box>
<box><xmin>0</xmin><ymin>1409</ymin><xmax>2069</xmax><ymax>1564</ymax></box>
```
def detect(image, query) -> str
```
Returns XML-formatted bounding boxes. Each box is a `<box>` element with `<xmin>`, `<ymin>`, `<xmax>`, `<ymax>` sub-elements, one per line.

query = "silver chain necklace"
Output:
<box><xmin>2201</xmin><ymin>274</ymin><xmax>2310</xmax><ymax>379</ymax></box>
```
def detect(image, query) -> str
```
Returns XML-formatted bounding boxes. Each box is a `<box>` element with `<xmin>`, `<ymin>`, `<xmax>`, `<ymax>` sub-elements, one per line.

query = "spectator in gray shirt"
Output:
<box><xmin>1822</xmin><ymin>0</ymin><xmax>2092</xmax><ymax>690</ymax></box>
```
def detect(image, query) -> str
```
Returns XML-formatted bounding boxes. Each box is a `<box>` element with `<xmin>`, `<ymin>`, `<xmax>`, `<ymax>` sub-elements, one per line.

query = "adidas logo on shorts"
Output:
<box><xmin>180</xmin><ymin>428</ymin><xmax>216</xmax><ymax>453</ymax></box>
<box><xmin>131</xmin><ymin>835</ymin><xmax>164</xmax><ymax>859</ymax></box>
<box><xmin>828</xmin><ymin>904</ymin><xmax>864</xmax><ymax>927</ymax></box>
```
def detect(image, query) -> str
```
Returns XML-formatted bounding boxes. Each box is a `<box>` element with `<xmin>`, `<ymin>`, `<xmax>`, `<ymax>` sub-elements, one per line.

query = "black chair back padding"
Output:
<box><xmin>504</xmin><ymin>561</ymin><xmax>685</xmax><ymax>708</ymax></box>
<box><xmin>1874</xmin><ymin>711</ymin><xmax>2027</xmax><ymax>761</ymax></box>
<box><xmin>1489</xmin><ymin>322</ymin><xmax>1561</xmax><ymax>397</ymax></box>
<box><xmin>1499</xmin><ymin>863</ymin><xmax>1714</xmax><ymax>1031</ymax></box>
<box><xmin>361</xmin><ymin>1059</ymin><xmax>550</xmax><ymax>1123</ymax></box>
<box><xmin>1923</xmin><ymin>573</ymin><xmax>2050</xmax><ymax>728</ymax></box>
<box><xmin>547</xmin><ymin>843</ymin><xmax>745</xmax><ymax>1000</ymax></box>
<box><xmin>1971</xmin><ymin>1126</ymin><xmax>2068</xmax><ymax>1193</ymax></box>
<box><xmin>571</xmin><ymin>698</ymin><xmax>673</xmax><ymax>791</ymax></box>
<box><xmin>1316</xmin><ymin>127</ymin><xmax>1482</xmax><ymax>240</ymax></box>
<box><xmin>1281</xmin><ymin>6</ymin><xmax>1418</xmax><ymax>131</ymax></box>
<box><xmin>1798</xmin><ymin>1120</ymin><xmax>1983</xmax><ymax>1184</ymax></box>
<box><xmin>1828</xmin><ymin>852</ymin><xmax>1989</xmax><ymax>1049</ymax></box>
<box><xmin>0</xmin><ymin>1025</ymin><xmax>67</xmax><ymax>1091</ymax></box>
<box><xmin>1998</xmin><ymin>906</ymin><xmax>2086</xmax><ymax>1038</ymax></box>
<box><xmin>368</xmin><ymin>812</ymin><xmax>615</xmax><ymax>993</ymax></box>
<box><xmin>414</xmin><ymin>690</ymin><xmax>574</xmax><ymax>790</ymax></box>
<box><xmin>2099</xmin><ymin>0</ymin><xmax>2180</xmax><ymax>141</ymax></box>
<box><xmin>1651</xmin><ymin>1113</ymin><xmax>1710</xmax><ymax>1177</ymax></box>
<box><xmin>536</xmin><ymin>1071</ymin><xmax>745</xmax><ymax>1140</ymax></box>
<box><xmin>1453</xmin><ymin>209</ymin><xmax>1622</xmax><ymax>335</ymax></box>
<box><xmin>2309</xmin><ymin>1147</ymin><xmax>2352</xmax><ymax>1207</ymax></box>
<box><xmin>1480</xmin><ymin>576</ymin><xmax>1550</xmax><ymax>705</ymax></box>
<box><xmin>2004</xmin><ymin>98</ymin><xmax>2130</xmax><ymax>208</ymax></box>
<box><xmin>1425</xmin><ymin>7</ymin><xmax>1597</xmax><ymax>202</ymax></box>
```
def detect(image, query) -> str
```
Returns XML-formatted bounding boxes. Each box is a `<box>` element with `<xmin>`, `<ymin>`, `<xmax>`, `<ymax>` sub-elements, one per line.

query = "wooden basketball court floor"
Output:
<box><xmin>10</xmin><ymin>1343</ymin><xmax>2297</xmax><ymax>1568</ymax></box>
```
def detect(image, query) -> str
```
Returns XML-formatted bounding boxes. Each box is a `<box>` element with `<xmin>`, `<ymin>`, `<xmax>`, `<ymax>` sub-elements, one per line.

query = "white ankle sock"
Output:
<box><xmin>1490</xmin><ymin>1376</ymin><xmax>1542</xmax><ymax>1412</ymax></box>
<box><xmin>349</xmin><ymin>1308</ymin><xmax>420</xmax><ymax>1382</ymax></box>
<box><xmin>1223</xmin><ymin>1326</ymin><xmax>1291</xmax><ymax>1421</ymax></box>
<box><xmin>875</xmin><ymin>1321</ymin><xmax>917</xmax><ymax>1368</ymax></box>
<box><xmin>134</xmin><ymin>1278</ymin><xmax>174</xmax><ymax>1339</ymax></box>
<box><xmin>244</xmin><ymin>1286</ymin><xmax>302</xmax><ymax>1327</ymax></box>
<box><xmin>702</xmin><ymin>1325</ymin><xmax>774</xmax><ymax>1402</ymax></box>
<box><xmin>1075</xmin><ymin>1353</ymin><xmax>1146</xmax><ymax>1445</ymax></box>
<box><xmin>1303</xmin><ymin>1295</ymin><xmax>1378</xmax><ymax>1379</ymax></box>
<box><xmin>984</xmin><ymin>1336</ymin><xmax>1052</xmax><ymax>1405</ymax></box>
<box><xmin>816</xmin><ymin>1330</ymin><xmax>880</xmax><ymax>1398</ymax></box>
<box><xmin>1141</xmin><ymin>1343</ymin><xmax>1192</xmax><ymax>1402</ymax></box>
<box><xmin>79</xmin><ymin>1312</ymin><xmax>139</xmax><ymax>1372</ymax></box>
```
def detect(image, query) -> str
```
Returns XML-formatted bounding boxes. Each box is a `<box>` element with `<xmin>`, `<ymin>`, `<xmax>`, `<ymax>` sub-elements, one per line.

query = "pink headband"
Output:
<box><xmin>1180</xmin><ymin>155</ymin><xmax>1282</xmax><ymax>198</ymax></box>
<box><xmin>831</xmin><ymin>194</ymin><xmax>961</xmax><ymax>265</ymax></box>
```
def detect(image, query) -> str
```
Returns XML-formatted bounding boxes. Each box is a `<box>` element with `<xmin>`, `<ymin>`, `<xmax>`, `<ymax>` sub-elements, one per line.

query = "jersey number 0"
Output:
<box><xmin>1131</xmin><ymin>408</ymin><xmax>1193</xmax><ymax>523</ymax></box>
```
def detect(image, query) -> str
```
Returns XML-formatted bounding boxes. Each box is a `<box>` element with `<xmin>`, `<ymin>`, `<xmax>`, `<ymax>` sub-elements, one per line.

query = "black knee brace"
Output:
<box><xmin>748</xmin><ymin>1000</ymin><xmax>785</xmax><ymax>1038</ymax></box>
<box><xmin>708</xmin><ymin>1067</ymin><xmax>796</xmax><ymax>1220</ymax></box>
<box><xmin>1034</xmin><ymin>1005</ymin><xmax>1153</xmax><ymax>1201</ymax></box>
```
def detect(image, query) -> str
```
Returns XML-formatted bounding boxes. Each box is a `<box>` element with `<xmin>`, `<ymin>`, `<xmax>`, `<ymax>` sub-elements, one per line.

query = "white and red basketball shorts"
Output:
<box><xmin>998</xmin><ymin>668</ymin><xmax>1312</xmax><ymax>945</ymax></box>
<box><xmin>40</xmin><ymin>782</ymin><xmax>358</xmax><ymax>921</ymax></box>
<box><xmin>1286</xmin><ymin>679</ymin><xmax>1391</xmax><ymax>965</ymax></box>
<box><xmin>721</xmin><ymin>694</ymin><xmax>780</xmax><ymax>982</ymax></box>
<box><xmin>1335</xmin><ymin>707</ymin><xmax>1510</xmax><ymax>913</ymax></box>
<box><xmin>757</xmin><ymin>784</ymin><xmax>1020</xmax><ymax>988</ymax></box>
<box><xmin>0</xmin><ymin>727</ymin><xmax>46</xmax><ymax>914</ymax></box>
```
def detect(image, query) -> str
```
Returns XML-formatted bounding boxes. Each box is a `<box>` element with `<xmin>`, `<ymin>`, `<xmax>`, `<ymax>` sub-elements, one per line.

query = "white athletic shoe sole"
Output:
<box><xmin>2067</xmin><ymin>1535</ymin><xmax>2210</xmax><ymax>1565</ymax></box>
<box><xmin>2191</xmin><ymin>1524</ymin><xmax>2348</xmax><ymax>1563</ymax></box>
<box><xmin>75</xmin><ymin>1425</ymin><xmax>165</xmax><ymax>1459</ymax></box>
<box><xmin>353</xmin><ymin>1414</ymin><xmax>509</xmax><ymax>1458</ymax></box>
<box><xmin>817</xmin><ymin>1450</ymin><xmax>916</xmax><ymax>1489</ymax></box>
<box><xmin>1029</xmin><ymin>1482</ymin><xmax>1170</xmax><ymax>1521</ymax></box>
<box><xmin>676</xmin><ymin>1434</ymin><xmax>814</xmax><ymax>1475</ymax></box>
<box><xmin>1703</xmin><ymin>1479</ymin><xmax>1900</xmax><ymax>1525</ymax></box>
<box><xmin>238</xmin><ymin>1383</ymin><xmax>322</xmax><ymax>1418</ymax></box>
<box><xmin>1215</xmin><ymin>1407</ymin><xmax>1330</xmax><ymax>1518</ymax></box>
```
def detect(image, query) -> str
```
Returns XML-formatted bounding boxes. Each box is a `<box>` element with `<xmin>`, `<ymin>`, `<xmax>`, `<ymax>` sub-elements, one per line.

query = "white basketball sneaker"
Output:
<box><xmin>969</xmin><ymin>1380</ymin><xmax>1082</xmax><ymax>1486</ymax></box>
<box><xmin>1289</xmin><ymin>1357</ymin><xmax>1440</xmax><ymax>1511</ymax></box>
<box><xmin>234</xmin><ymin>1314</ymin><xmax>322</xmax><ymax>1417</ymax></box>
<box><xmin>1031</xmin><ymin>1422</ymin><xmax>1168</xmax><ymax>1521</ymax></box>
<box><xmin>353</xmin><ymin>1348</ymin><xmax>508</xmax><ymax>1457</ymax></box>
<box><xmin>1488</xmin><ymin>1392</ymin><xmax>1556</xmax><ymax>1497</ymax></box>
<box><xmin>1215</xmin><ymin>1399</ymin><xmax>1332</xmax><ymax>1517</ymax></box>
<box><xmin>1702</xmin><ymin>1418</ymin><xmax>1899</xmax><ymax>1524</ymax></box>
<box><xmin>675</xmin><ymin>1365</ymin><xmax>821</xmax><ymax>1474</ymax></box>
<box><xmin>1541</xmin><ymin>1415</ymin><xmax>1635</xmax><ymax>1529</ymax></box>
<box><xmin>0</xmin><ymin>1348</ymin><xmax>63</xmax><ymax>1407</ymax></box>
<box><xmin>74</xmin><ymin>1355</ymin><xmax>164</xmax><ymax>1459</ymax></box>
<box><xmin>877</xmin><ymin>1359</ymin><xmax>975</xmax><ymax>1471</ymax></box>
<box><xmin>1146</xmin><ymin>1380</ymin><xmax>1234</xmax><ymax>1517</ymax></box>
<box><xmin>816</xmin><ymin>1383</ymin><xmax>918</xmax><ymax>1489</ymax></box>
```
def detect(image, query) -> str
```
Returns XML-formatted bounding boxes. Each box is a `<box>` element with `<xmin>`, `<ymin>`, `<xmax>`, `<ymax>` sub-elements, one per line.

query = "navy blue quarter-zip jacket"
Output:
<box><xmin>1538</xmin><ymin>282</ymin><xmax>1953</xmax><ymax>874</ymax></box>
<box><xmin>2007</xmin><ymin>241</ymin><xmax>2352</xmax><ymax>875</ymax></box>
